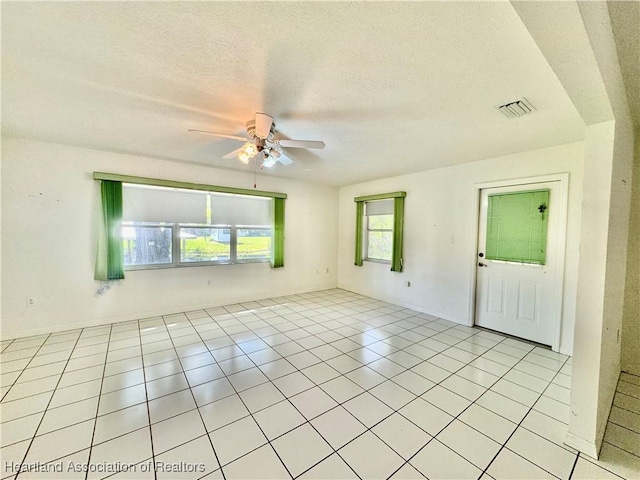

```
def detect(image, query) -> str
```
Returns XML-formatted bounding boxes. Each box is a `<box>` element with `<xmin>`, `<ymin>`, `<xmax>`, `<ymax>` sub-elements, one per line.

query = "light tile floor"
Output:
<box><xmin>1</xmin><ymin>289</ymin><xmax>639</xmax><ymax>479</ymax></box>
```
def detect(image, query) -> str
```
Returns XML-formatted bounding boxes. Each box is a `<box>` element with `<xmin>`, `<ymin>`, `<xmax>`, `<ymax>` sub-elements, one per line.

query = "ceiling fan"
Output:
<box><xmin>189</xmin><ymin>113</ymin><xmax>325</xmax><ymax>167</ymax></box>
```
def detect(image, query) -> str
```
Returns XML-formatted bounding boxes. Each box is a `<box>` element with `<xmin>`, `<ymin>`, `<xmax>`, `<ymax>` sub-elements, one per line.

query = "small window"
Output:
<box><xmin>365</xmin><ymin>199</ymin><xmax>394</xmax><ymax>263</ymax></box>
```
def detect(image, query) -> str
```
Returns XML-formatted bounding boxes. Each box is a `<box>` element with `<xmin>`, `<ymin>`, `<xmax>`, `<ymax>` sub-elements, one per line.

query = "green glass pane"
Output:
<box><xmin>486</xmin><ymin>190</ymin><xmax>549</xmax><ymax>264</ymax></box>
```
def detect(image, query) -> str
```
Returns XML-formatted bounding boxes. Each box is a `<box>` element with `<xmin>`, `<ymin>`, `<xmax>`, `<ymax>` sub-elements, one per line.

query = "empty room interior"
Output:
<box><xmin>1</xmin><ymin>2</ymin><xmax>639</xmax><ymax>480</ymax></box>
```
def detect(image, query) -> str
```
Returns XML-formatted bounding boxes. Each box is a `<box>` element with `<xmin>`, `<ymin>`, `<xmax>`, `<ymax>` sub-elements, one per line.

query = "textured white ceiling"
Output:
<box><xmin>1</xmin><ymin>2</ymin><xmax>586</xmax><ymax>186</ymax></box>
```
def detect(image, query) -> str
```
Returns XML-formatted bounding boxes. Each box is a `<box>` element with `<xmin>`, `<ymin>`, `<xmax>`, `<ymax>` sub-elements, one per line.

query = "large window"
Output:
<box><xmin>354</xmin><ymin>192</ymin><xmax>405</xmax><ymax>272</ymax></box>
<box><xmin>122</xmin><ymin>184</ymin><xmax>273</xmax><ymax>269</ymax></box>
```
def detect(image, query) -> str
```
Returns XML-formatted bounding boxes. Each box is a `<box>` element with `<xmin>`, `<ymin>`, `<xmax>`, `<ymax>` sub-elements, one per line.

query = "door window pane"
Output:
<box><xmin>486</xmin><ymin>190</ymin><xmax>549</xmax><ymax>264</ymax></box>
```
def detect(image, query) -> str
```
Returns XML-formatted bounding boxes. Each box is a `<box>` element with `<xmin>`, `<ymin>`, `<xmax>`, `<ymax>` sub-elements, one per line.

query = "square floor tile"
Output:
<box><xmin>191</xmin><ymin>377</ymin><xmax>235</xmax><ymax>407</ymax></box>
<box><xmin>437</xmin><ymin>419</ymin><xmax>501</xmax><ymax>470</ymax></box>
<box><xmin>521</xmin><ymin>409</ymin><xmax>573</xmax><ymax>451</ymax></box>
<box><xmin>441</xmin><ymin>375</ymin><xmax>487</xmax><ymax>401</ymax></box>
<box><xmin>94</xmin><ymin>403</ymin><xmax>149</xmax><ymax>444</ymax></box>
<box><xmin>101</xmin><ymin>369</ymin><xmax>145</xmax><ymax>394</ymax></box>
<box><xmin>25</xmin><ymin>419</ymin><xmax>95</xmax><ymax>465</ymax></box>
<box><xmin>98</xmin><ymin>383</ymin><xmax>147</xmax><ymax>415</ymax></box>
<box><xmin>148</xmin><ymin>389</ymin><xmax>196</xmax><ymax>424</ymax></box>
<box><xmin>301</xmin><ymin>362</ymin><xmax>340</xmax><ymax>385</ymax></box>
<box><xmin>372</xmin><ymin>412</ymin><xmax>431</xmax><ymax>460</ymax></box>
<box><xmin>272</xmin><ymin>423</ymin><xmax>333</xmax><ymax>477</ymax></box>
<box><xmin>298</xmin><ymin>453</ymin><xmax>358</xmax><ymax>479</ymax></box>
<box><xmin>338</xmin><ymin>431</ymin><xmax>404</xmax><ymax>480</ymax></box>
<box><xmin>491</xmin><ymin>379</ymin><xmax>540</xmax><ymax>407</ymax></box>
<box><xmin>398</xmin><ymin>397</ymin><xmax>453</xmax><ymax>436</ymax></box>
<box><xmin>422</xmin><ymin>383</ymin><xmax>470</xmax><ymax>415</ymax></box>
<box><xmin>289</xmin><ymin>386</ymin><xmax>339</xmax><ymax>421</ymax></box>
<box><xmin>146</xmin><ymin>372</ymin><xmax>189</xmax><ymax>400</ymax></box>
<box><xmin>410</xmin><ymin>362</ymin><xmax>451</xmax><ymax>384</ymax></box>
<box><xmin>199</xmin><ymin>394</ymin><xmax>249</xmax><ymax>432</ymax></box>
<box><xmin>155</xmin><ymin>436</ymin><xmax>219</xmax><ymax>478</ymax></box>
<box><xmin>487</xmin><ymin>448</ymin><xmax>555</xmax><ymax>480</ymax></box>
<box><xmin>144</xmin><ymin>359</ymin><xmax>183</xmax><ymax>382</ymax></box>
<box><xmin>259</xmin><ymin>359</ymin><xmax>296</xmax><ymax>380</ymax></box>
<box><xmin>184</xmin><ymin>364</ymin><xmax>224</xmax><ymax>387</ymax></box>
<box><xmin>458</xmin><ymin>404</ymin><xmax>517</xmax><ymax>444</ymax></box>
<box><xmin>310</xmin><ymin>405</ymin><xmax>366</xmax><ymax>449</ymax></box>
<box><xmin>571</xmin><ymin>457</ymin><xmax>624</xmax><ymax>480</ymax></box>
<box><xmin>343</xmin><ymin>392</ymin><xmax>394</xmax><ymax>428</ymax></box>
<box><xmin>273</xmin><ymin>372</ymin><xmax>315</xmax><ymax>397</ymax></box>
<box><xmin>151</xmin><ymin>409</ymin><xmax>207</xmax><ymax>455</ymax></box>
<box><xmin>222</xmin><ymin>444</ymin><xmax>290</xmax><ymax>479</ymax></box>
<box><xmin>410</xmin><ymin>439</ymin><xmax>481</xmax><ymax>480</ymax></box>
<box><xmin>370</xmin><ymin>380</ymin><xmax>416</xmax><ymax>410</ymax></box>
<box><xmin>253</xmin><ymin>400</ymin><xmax>306</xmax><ymax>440</ymax></box>
<box><xmin>227</xmin><ymin>367</ymin><xmax>269</xmax><ymax>392</ymax></box>
<box><xmin>476</xmin><ymin>390</ymin><xmax>530</xmax><ymax>424</ymax></box>
<box><xmin>239</xmin><ymin>381</ymin><xmax>285</xmax><ymax>413</ymax></box>
<box><xmin>391</xmin><ymin>370</ymin><xmax>435</xmax><ymax>397</ymax></box>
<box><xmin>87</xmin><ymin>427</ymin><xmax>153</xmax><ymax>479</ymax></box>
<box><xmin>345</xmin><ymin>366</ymin><xmax>386</xmax><ymax>390</ymax></box>
<box><xmin>209</xmin><ymin>416</ymin><xmax>267</xmax><ymax>466</ymax></box>
<box><xmin>506</xmin><ymin>427</ymin><xmax>577</xmax><ymax>479</ymax></box>
<box><xmin>1</xmin><ymin>411</ymin><xmax>44</xmax><ymax>447</ymax></box>
<box><xmin>287</xmin><ymin>351</ymin><xmax>321</xmax><ymax>370</ymax></box>
<box><xmin>320</xmin><ymin>376</ymin><xmax>364</xmax><ymax>404</ymax></box>
<box><xmin>38</xmin><ymin>396</ymin><xmax>99</xmax><ymax>435</ymax></box>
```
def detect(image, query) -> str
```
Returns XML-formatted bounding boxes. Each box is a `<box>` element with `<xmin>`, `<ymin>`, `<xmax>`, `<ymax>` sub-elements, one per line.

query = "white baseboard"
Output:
<box><xmin>0</xmin><ymin>282</ymin><xmax>339</xmax><ymax>341</ymax></box>
<box><xmin>564</xmin><ymin>431</ymin><xmax>600</xmax><ymax>460</ymax></box>
<box><xmin>338</xmin><ymin>285</ymin><xmax>469</xmax><ymax>325</ymax></box>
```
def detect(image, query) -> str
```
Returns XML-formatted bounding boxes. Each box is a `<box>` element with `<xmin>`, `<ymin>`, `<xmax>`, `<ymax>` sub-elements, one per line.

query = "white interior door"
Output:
<box><xmin>475</xmin><ymin>182</ymin><xmax>562</xmax><ymax>346</ymax></box>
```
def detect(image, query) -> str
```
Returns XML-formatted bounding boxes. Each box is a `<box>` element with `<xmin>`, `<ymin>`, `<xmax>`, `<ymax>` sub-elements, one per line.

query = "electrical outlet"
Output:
<box><xmin>26</xmin><ymin>297</ymin><xmax>36</xmax><ymax>307</ymax></box>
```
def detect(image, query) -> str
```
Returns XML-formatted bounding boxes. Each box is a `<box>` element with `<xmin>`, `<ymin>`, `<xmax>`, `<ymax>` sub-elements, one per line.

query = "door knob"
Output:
<box><xmin>478</xmin><ymin>262</ymin><xmax>488</xmax><ymax>267</ymax></box>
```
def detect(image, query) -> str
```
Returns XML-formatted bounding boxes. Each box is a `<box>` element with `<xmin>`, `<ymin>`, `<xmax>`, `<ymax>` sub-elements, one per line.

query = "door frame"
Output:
<box><xmin>468</xmin><ymin>173</ymin><xmax>570</xmax><ymax>352</ymax></box>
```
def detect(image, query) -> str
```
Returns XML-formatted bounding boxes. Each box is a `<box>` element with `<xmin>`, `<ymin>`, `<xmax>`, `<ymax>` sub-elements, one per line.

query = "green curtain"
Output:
<box><xmin>354</xmin><ymin>201</ymin><xmax>364</xmax><ymax>266</ymax></box>
<box><xmin>272</xmin><ymin>197</ymin><xmax>285</xmax><ymax>268</ymax></box>
<box><xmin>95</xmin><ymin>180</ymin><xmax>125</xmax><ymax>281</ymax></box>
<box><xmin>391</xmin><ymin>197</ymin><xmax>404</xmax><ymax>272</ymax></box>
<box><xmin>486</xmin><ymin>189</ymin><xmax>549</xmax><ymax>264</ymax></box>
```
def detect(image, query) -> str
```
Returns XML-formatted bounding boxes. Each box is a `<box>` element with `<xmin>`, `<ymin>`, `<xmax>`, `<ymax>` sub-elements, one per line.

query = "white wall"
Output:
<box><xmin>1</xmin><ymin>136</ymin><xmax>339</xmax><ymax>339</ymax></box>
<box><xmin>622</xmin><ymin>129</ymin><xmax>640</xmax><ymax>376</ymax></box>
<box><xmin>338</xmin><ymin>141</ymin><xmax>584</xmax><ymax>355</ymax></box>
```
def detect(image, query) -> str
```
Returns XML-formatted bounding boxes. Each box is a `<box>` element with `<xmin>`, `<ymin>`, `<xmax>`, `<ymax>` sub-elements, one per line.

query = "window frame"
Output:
<box><xmin>363</xmin><ymin>208</ymin><xmax>394</xmax><ymax>264</ymax></box>
<box><xmin>123</xmin><ymin>222</ymin><xmax>273</xmax><ymax>270</ymax></box>
<box><xmin>354</xmin><ymin>191</ymin><xmax>406</xmax><ymax>272</ymax></box>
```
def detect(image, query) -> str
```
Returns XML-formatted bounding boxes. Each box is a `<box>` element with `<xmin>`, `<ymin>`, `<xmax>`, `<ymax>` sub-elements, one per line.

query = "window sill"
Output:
<box><xmin>125</xmin><ymin>259</ymin><xmax>271</xmax><ymax>271</ymax></box>
<box><xmin>364</xmin><ymin>258</ymin><xmax>391</xmax><ymax>265</ymax></box>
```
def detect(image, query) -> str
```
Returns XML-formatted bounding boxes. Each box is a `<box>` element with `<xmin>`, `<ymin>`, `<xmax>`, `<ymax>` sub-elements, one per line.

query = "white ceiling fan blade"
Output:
<box><xmin>188</xmin><ymin>129</ymin><xmax>247</xmax><ymax>142</ymax></box>
<box><xmin>254</xmin><ymin>113</ymin><xmax>273</xmax><ymax>139</ymax></box>
<box><xmin>277</xmin><ymin>139</ymin><xmax>325</xmax><ymax>149</ymax></box>
<box><xmin>222</xmin><ymin>147</ymin><xmax>244</xmax><ymax>159</ymax></box>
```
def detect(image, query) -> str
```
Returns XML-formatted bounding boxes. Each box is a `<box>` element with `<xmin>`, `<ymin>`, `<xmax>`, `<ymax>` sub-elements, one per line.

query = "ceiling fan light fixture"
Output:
<box><xmin>237</xmin><ymin>152</ymin><xmax>250</xmax><ymax>164</ymax></box>
<box><xmin>243</xmin><ymin>142</ymin><xmax>257</xmax><ymax>157</ymax></box>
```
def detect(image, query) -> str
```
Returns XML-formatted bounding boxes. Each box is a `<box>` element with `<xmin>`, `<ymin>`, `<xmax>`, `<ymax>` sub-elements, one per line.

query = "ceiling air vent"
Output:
<box><xmin>497</xmin><ymin>98</ymin><xmax>536</xmax><ymax>118</ymax></box>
